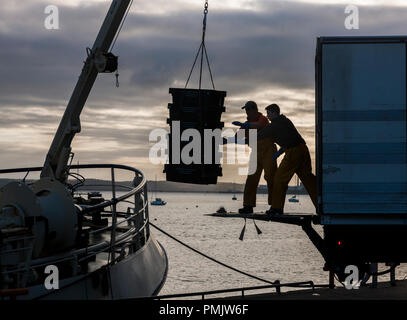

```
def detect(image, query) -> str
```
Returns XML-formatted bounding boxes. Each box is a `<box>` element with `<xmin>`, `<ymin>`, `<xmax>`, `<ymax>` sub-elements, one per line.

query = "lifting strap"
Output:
<box><xmin>185</xmin><ymin>0</ymin><xmax>216</xmax><ymax>90</ymax></box>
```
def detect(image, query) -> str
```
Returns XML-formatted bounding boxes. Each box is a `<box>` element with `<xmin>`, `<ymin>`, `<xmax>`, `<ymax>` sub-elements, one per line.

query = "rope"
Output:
<box><xmin>185</xmin><ymin>0</ymin><xmax>216</xmax><ymax>90</ymax></box>
<box><xmin>109</xmin><ymin>0</ymin><xmax>134</xmax><ymax>52</ymax></box>
<box><xmin>185</xmin><ymin>43</ymin><xmax>203</xmax><ymax>89</ymax></box>
<box><xmin>149</xmin><ymin>221</ymin><xmax>276</xmax><ymax>285</ymax></box>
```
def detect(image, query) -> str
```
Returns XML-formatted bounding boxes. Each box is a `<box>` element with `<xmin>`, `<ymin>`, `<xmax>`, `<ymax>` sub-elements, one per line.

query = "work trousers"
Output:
<box><xmin>272</xmin><ymin>143</ymin><xmax>317</xmax><ymax>210</ymax></box>
<box><xmin>243</xmin><ymin>138</ymin><xmax>277</xmax><ymax>207</ymax></box>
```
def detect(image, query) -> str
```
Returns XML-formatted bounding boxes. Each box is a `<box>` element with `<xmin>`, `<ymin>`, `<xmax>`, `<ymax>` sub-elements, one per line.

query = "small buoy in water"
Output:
<box><xmin>216</xmin><ymin>206</ymin><xmax>227</xmax><ymax>214</ymax></box>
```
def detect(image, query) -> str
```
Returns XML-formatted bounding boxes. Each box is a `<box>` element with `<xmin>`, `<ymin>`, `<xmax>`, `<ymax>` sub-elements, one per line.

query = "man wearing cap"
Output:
<box><xmin>258</xmin><ymin>103</ymin><xmax>317</xmax><ymax>215</ymax></box>
<box><xmin>231</xmin><ymin>101</ymin><xmax>277</xmax><ymax>214</ymax></box>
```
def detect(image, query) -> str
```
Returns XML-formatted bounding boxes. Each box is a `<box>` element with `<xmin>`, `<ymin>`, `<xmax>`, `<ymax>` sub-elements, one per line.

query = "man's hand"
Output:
<box><xmin>232</xmin><ymin>121</ymin><xmax>250</xmax><ymax>129</ymax></box>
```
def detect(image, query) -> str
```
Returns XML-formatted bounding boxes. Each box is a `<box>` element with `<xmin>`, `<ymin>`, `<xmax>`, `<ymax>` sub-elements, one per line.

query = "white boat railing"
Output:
<box><xmin>0</xmin><ymin>164</ymin><xmax>151</xmax><ymax>288</ymax></box>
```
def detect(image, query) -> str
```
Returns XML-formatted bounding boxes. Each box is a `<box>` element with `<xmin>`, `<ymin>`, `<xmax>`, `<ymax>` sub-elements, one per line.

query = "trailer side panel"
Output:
<box><xmin>317</xmin><ymin>38</ymin><xmax>407</xmax><ymax>224</ymax></box>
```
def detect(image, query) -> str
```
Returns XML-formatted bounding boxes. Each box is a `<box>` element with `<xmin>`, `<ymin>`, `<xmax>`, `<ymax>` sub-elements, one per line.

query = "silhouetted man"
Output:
<box><xmin>232</xmin><ymin>101</ymin><xmax>277</xmax><ymax>214</ymax></box>
<box><xmin>258</xmin><ymin>104</ymin><xmax>317</xmax><ymax>215</ymax></box>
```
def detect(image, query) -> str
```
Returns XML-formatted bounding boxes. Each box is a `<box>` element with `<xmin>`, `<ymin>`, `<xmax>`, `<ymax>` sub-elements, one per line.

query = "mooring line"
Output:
<box><xmin>149</xmin><ymin>221</ymin><xmax>278</xmax><ymax>285</ymax></box>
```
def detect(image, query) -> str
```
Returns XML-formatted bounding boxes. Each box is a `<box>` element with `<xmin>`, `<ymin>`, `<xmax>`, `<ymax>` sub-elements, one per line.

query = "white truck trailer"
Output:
<box><xmin>315</xmin><ymin>36</ymin><xmax>407</xmax><ymax>283</ymax></box>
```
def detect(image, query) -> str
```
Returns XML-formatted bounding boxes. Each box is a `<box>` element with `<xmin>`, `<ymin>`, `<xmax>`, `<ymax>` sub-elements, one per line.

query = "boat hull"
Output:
<box><xmin>19</xmin><ymin>234</ymin><xmax>168</xmax><ymax>300</ymax></box>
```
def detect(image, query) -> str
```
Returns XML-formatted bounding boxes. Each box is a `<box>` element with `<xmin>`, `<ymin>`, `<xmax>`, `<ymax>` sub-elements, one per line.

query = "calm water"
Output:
<box><xmin>146</xmin><ymin>192</ymin><xmax>407</xmax><ymax>296</ymax></box>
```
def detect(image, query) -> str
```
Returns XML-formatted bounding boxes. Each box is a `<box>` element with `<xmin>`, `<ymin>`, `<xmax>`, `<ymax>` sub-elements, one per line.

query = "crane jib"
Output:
<box><xmin>41</xmin><ymin>0</ymin><xmax>132</xmax><ymax>182</ymax></box>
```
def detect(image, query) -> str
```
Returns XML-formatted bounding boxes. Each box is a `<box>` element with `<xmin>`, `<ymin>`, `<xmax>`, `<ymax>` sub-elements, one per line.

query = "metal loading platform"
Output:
<box><xmin>209</xmin><ymin>212</ymin><xmax>319</xmax><ymax>225</ymax></box>
<box><xmin>208</xmin><ymin>212</ymin><xmax>325</xmax><ymax>271</ymax></box>
<box><xmin>208</xmin><ymin>211</ymin><xmax>401</xmax><ymax>289</ymax></box>
<box><xmin>208</xmin><ymin>212</ymin><xmax>324</xmax><ymax>259</ymax></box>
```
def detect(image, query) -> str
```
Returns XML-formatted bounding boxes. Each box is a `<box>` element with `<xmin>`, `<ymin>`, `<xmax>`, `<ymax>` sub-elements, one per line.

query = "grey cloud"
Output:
<box><xmin>0</xmin><ymin>107</ymin><xmax>61</xmax><ymax>128</ymax></box>
<box><xmin>2</xmin><ymin>1</ymin><xmax>407</xmax><ymax>179</ymax></box>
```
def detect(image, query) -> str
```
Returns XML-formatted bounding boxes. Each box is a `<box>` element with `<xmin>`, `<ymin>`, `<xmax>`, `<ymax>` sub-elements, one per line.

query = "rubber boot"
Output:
<box><xmin>238</xmin><ymin>206</ymin><xmax>253</xmax><ymax>214</ymax></box>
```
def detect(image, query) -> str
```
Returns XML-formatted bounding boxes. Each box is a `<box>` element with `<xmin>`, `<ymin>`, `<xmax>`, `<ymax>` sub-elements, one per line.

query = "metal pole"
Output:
<box><xmin>329</xmin><ymin>270</ymin><xmax>335</xmax><ymax>289</ymax></box>
<box><xmin>144</xmin><ymin>183</ymin><xmax>150</xmax><ymax>240</ymax></box>
<box><xmin>110</xmin><ymin>167</ymin><xmax>117</xmax><ymax>263</ymax></box>
<box><xmin>390</xmin><ymin>264</ymin><xmax>396</xmax><ymax>286</ymax></box>
<box><xmin>371</xmin><ymin>263</ymin><xmax>378</xmax><ymax>288</ymax></box>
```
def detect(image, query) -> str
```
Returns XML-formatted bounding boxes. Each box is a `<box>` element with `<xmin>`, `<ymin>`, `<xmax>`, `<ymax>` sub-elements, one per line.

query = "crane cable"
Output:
<box><xmin>185</xmin><ymin>0</ymin><xmax>216</xmax><ymax>90</ymax></box>
<box><xmin>109</xmin><ymin>0</ymin><xmax>134</xmax><ymax>87</ymax></box>
<box><xmin>109</xmin><ymin>0</ymin><xmax>134</xmax><ymax>52</ymax></box>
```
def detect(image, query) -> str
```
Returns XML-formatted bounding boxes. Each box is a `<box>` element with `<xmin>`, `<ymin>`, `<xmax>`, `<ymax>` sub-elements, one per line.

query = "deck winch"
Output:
<box><xmin>92</xmin><ymin>50</ymin><xmax>118</xmax><ymax>73</ymax></box>
<box><xmin>0</xmin><ymin>179</ymin><xmax>77</xmax><ymax>258</ymax></box>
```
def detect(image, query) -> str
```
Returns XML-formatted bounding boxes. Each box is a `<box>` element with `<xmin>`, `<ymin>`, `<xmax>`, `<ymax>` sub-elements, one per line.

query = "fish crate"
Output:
<box><xmin>165</xmin><ymin>88</ymin><xmax>226</xmax><ymax>184</ymax></box>
<box><xmin>168</xmin><ymin>88</ymin><xmax>226</xmax><ymax>124</ymax></box>
<box><xmin>164</xmin><ymin>163</ymin><xmax>222</xmax><ymax>184</ymax></box>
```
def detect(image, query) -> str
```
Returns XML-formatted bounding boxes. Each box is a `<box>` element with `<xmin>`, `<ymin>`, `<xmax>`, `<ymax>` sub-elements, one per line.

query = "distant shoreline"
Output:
<box><xmin>0</xmin><ymin>179</ymin><xmax>306</xmax><ymax>195</ymax></box>
<box><xmin>77</xmin><ymin>189</ymin><xmax>304</xmax><ymax>194</ymax></box>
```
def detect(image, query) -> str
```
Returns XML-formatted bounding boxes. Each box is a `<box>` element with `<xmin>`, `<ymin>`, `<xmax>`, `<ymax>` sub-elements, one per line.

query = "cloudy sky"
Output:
<box><xmin>1</xmin><ymin>0</ymin><xmax>407</xmax><ymax>183</ymax></box>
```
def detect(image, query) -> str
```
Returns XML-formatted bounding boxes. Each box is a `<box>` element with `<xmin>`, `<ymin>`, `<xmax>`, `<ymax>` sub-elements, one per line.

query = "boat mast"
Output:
<box><xmin>154</xmin><ymin>174</ymin><xmax>157</xmax><ymax>199</ymax></box>
<box><xmin>41</xmin><ymin>0</ymin><xmax>132</xmax><ymax>183</ymax></box>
